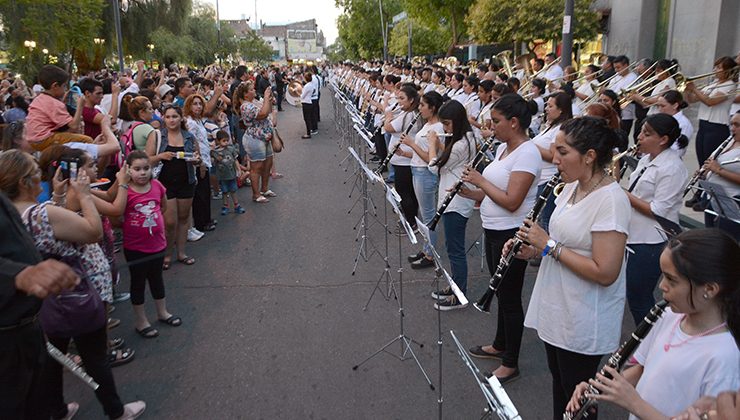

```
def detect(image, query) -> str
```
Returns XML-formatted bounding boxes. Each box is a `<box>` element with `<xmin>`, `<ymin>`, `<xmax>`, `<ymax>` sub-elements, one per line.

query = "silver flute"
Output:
<box><xmin>47</xmin><ymin>342</ymin><xmax>100</xmax><ymax>390</ymax></box>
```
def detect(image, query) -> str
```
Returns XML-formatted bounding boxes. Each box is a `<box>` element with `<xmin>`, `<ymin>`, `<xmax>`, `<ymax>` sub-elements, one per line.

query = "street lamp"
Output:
<box><xmin>42</xmin><ymin>48</ymin><xmax>48</xmax><ymax>54</ymax></box>
<box><xmin>94</xmin><ymin>38</ymin><xmax>106</xmax><ymax>45</ymax></box>
<box><xmin>147</xmin><ymin>44</ymin><xmax>155</xmax><ymax>68</ymax></box>
<box><xmin>23</xmin><ymin>40</ymin><xmax>36</xmax><ymax>51</ymax></box>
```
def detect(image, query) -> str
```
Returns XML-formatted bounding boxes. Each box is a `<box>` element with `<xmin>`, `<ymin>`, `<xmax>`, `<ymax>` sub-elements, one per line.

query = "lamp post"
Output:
<box><xmin>111</xmin><ymin>0</ymin><xmax>125</xmax><ymax>72</ymax></box>
<box><xmin>147</xmin><ymin>44</ymin><xmax>155</xmax><ymax>68</ymax></box>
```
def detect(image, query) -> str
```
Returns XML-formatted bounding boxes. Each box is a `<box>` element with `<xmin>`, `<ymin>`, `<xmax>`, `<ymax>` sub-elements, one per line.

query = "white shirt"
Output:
<box><xmin>627</xmin><ymin>148</ymin><xmax>687</xmax><ymax>244</ymax></box>
<box><xmin>462</xmin><ymin>93</ymin><xmax>481</xmax><ymax>121</ymax></box>
<box><xmin>609</xmin><ymin>72</ymin><xmax>638</xmax><ymax>120</ymax></box>
<box><xmin>697</xmin><ymin>80</ymin><xmax>737</xmax><ymax>125</ymax></box>
<box><xmin>300</xmin><ymin>82</ymin><xmax>314</xmax><ymax>104</ymax></box>
<box><xmin>631</xmin><ymin>309</ymin><xmax>740</xmax><ymax>420</ymax></box>
<box><xmin>423</xmin><ymin>83</ymin><xmax>435</xmax><ymax>94</ymax></box>
<box><xmin>474</xmin><ymin>101</ymin><xmax>494</xmax><ymax>140</ymax></box>
<box><xmin>531</xmin><ymin>124</ymin><xmax>560</xmax><ymax>184</ymax></box>
<box><xmin>411</xmin><ymin>122</ymin><xmax>443</xmax><ymax>168</ymax></box>
<box><xmin>452</xmin><ymin>90</ymin><xmax>469</xmax><ymax>104</ymax></box>
<box><xmin>706</xmin><ymin>142</ymin><xmax>740</xmax><ymax>198</ymax></box>
<box><xmin>574</xmin><ymin>80</ymin><xmax>595</xmax><ymax>115</ymax></box>
<box><xmin>671</xmin><ymin>111</ymin><xmax>693</xmax><ymax>158</ymax></box>
<box><xmin>479</xmin><ymin>142</ymin><xmax>541</xmax><ymax>230</ymax></box>
<box><xmin>389</xmin><ymin>111</ymin><xmax>419</xmax><ymax>166</ymax></box>
<box><xmin>525</xmin><ymin>181</ymin><xmax>631</xmax><ymax>355</ymax></box>
<box><xmin>529</xmin><ymin>96</ymin><xmax>545</xmax><ymax>135</ymax></box>
<box><xmin>647</xmin><ymin>77</ymin><xmax>676</xmax><ymax>115</ymax></box>
<box><xmin>543</xmin><ymin>64</ymin><xmax>564</xmax><ymax>82</ymax></box>
<box><xmin>431</xmin><ymin>133</ymin><xmax>477</xmax><ymax>218</ymax></box>
<box><xmin>186</xmin><ymin>117</ymin><xmax>211</xmax><ymax>168</ymax></box>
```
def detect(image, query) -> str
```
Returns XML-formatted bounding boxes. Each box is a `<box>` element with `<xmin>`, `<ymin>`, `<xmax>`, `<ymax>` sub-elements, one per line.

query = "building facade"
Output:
<box><xmin>223</xmin><ymin>18</ymin><xmax>326</xmax><ymax>62</ymax></box>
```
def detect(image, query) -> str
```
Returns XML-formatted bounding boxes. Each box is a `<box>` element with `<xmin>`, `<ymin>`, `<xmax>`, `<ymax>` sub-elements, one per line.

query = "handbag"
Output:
<box><xmin>271</xmin><ymin>127</ymin><xmax>284</xmax><ymax>153</ymax></box>
<box><xmin>25</xmin><ymin>206</ymin><xmax>106</xmax><ymax>338</ymax></box>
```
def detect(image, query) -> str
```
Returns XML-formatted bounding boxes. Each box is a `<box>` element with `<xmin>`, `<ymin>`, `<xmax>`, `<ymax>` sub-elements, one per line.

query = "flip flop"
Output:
<box><xmin>253</xmin><ymin>196</ymin><xmax>269</xmax><ymax>203</ymax></box>
<box><xmin>177</xmin><ymin>256</ymin><xmax>196</xmax><ymax>265</ymax></box>
<box><xmin>158</xmin><ymin>315</ymin><xmax>182</xmax><ymax>327</ymax></box>
<box><xmin>109</xmin><ymin>348</ymin><xmax>136</xmax><ymax>367</ymax></box>
<box><xmin>162</xmin><ymin>260</ymin><xmax>171</xmax><ymax>271</ymax></box>
<box><xmin>135</xmin><ymin>326</ymin><xmax>159</xmax><ymax>338</ymax></box>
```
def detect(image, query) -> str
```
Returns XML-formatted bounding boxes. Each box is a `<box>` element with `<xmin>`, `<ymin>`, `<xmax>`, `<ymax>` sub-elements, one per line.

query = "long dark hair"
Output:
<box><xmin>435</xmin><ymin>100</ymin><xmax>473</xmax><ymax>170</ymax></box>
<box><xmin>643</xmin><ymin>113</ymin><xmax>688</xmax><ymax>149</ymax></box>
<box><xmin>547</xmin><ymin>92</ymin><xmax>573</xmax><ymax>127</ymax></box>
<box><xmin>666</xmin><ymin>229</ymin><xmax>740</xmax><ymax>347</ymax></box>
<box><xmin>560</xmin><ymin>116</ymin><xmax>619</xmax><ymax>172</ymax></box>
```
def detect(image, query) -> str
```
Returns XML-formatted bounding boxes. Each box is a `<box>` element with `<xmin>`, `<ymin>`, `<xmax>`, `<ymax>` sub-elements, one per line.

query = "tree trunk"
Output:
<box><xmin>446</xmin><ymin>12</ymin><xmax>458</xmax><ymax>57</ymax></box>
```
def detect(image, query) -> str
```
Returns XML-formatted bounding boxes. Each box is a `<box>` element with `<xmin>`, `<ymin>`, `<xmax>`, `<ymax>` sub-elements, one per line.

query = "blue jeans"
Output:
<box><xmin>412</xmin><ymin>167</ymin><xmax>439</xmax><ymax>256</ymax></box>
<box><xmin>384</xmin><ymin>133</ymin><xmax>395</xmax><ymax>181</ymax></box>
<box><xmin>442</xmin><ymin>211</ymin><xmax>468</xmax><ymax>293</ymax></box>
<box><xmin>537</xmin><ymin>182</ymin><xmax>557</xmax><ymax>233</ymax></box>
<box><xmin>626</xmin><ymin>242</ymin><xmax>665</xmax><ymax>325</ymax></box>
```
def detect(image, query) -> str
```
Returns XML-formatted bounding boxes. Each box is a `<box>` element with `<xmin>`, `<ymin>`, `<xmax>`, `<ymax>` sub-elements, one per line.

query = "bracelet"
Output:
<box><xmin>554</xmin><ymin>243</ymin><xmax>564</xmax><ymax>262</ymax></box>
<box><xmin>119</xmin><ymin>184</ymin><xmax>129</xmax><ymax>190</ymax></box>
<box><xmin>52</xmin><ymin>191</ymin><xmax>66</xmax><ymax>197</ymax></box>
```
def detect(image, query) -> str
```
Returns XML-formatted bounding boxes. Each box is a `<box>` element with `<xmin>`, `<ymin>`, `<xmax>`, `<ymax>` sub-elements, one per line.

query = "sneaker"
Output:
<box><xmin>411</xmin><ymin>257</ymin><xmax>434</xmax><ymax>269</ymax></box>
<box><xmin>113</xmin><ymin>292</ymin><xmax>130</xmax><ymax>303</ymax></box>
<box><xmin>114</xmin><ymin>401</ymin><xmax>146</xmax><ymax>420</ymax></box>
<box><xmin>211</xmin><ymin>191</ymin><xmax>223</xmax><ymax>200</ymax></box>
<box><xmin>434</xmin><ymin>295</ymin><xmax>467</xmax><ymax>311</ymax></box>
<box><xmin>201</xmin><ymin>222</ymin><xmax>217</xmax><ymax>232</ymax></box>
<box><xmin>221</xmin><ymin>206</ymin><xmax>230</xmax><ymax>216</ymax></box>
<box><xmin>60</xmin><ymin>402</ymin><xmax>79</xmax><ymax>420</ymax></box>
<box><xmin>234</xmin><ymin>205</ymin><xmax>246</xmax><ymax>214</ymax></box>
<box><xmin>187</xmin><ymin>227</ymin><xmax>205</xmax><ymax>242</ymax></box>
<box><xmin>431</xmin><ymin>287</ymin><xmax>454</xmax><ymax>300</ymax></box>
<box><xmin>407</xmin><ymin>251</ymin><xmax>425</xmax><ymax>263</ymax></box>
<box><xmin>311</xmin><ymin>130</ymin><xmax>318</xmax><ymax>135</ymax></box>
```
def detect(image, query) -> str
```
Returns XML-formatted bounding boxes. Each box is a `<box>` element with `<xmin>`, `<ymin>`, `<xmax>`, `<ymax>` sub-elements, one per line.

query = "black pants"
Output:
<box><xmin>302</xmin><ymin>103</ymin><xmax>314</xmax><ymax>135</ymax></box>
<box><xmin>311</xmin><ymin>99</ymin><xmax>319</xmax><ymax>130</ymax></box>
<box><xmin>484</xmin><ymin>227</ymin><xmax>528</xmax><ymax>368</ymax></box>
<box><xmin>124</xmin><ymin>249</ymin><xmax>166</xmax><ymax>305</ymax></box>
<box><xmin>373</xmin><ymin>131</ymin><xmax>387</xmax><ymax>157</ymax></box>
<box><xmin>392</xmin><ymin>165</ymin><xmax>418</xmax><ymax>227</ymax></box>
<box><xmin>192</xmin><ymin>168</ymin><xmax>212</xmax><ymax>231</ymax></box>
<box><xmin>276</xmin><ymin>86</ymin><xmax>284</xmax><ymax>111</ymax></box>
<box><xmin>696</xmin><ymin>119</ymin><xmax>731</xmax><ymax>166</ymax></box>
<box><xmin>544</xmin><ymin>342</ymin><xmax>603</xmax><ymax>420</ymax></box>
<box><xmin>620</xmin><ymin>119</ymin><xmax>634</xmax><ymax>141</ymax></box>
<box><xmin>46</xmin><ymin>327</ymin><xmax>124</xmax><ymax>419</ymax></box>
<box><xmin>315</xmin><ymin>93</ymin><xmax>321</xmax><ymax>122</ymax></box>
<box><xmin>0</xmin><ymin>321</ymin><xmax>50</xmax><ymax>420</ymax></box>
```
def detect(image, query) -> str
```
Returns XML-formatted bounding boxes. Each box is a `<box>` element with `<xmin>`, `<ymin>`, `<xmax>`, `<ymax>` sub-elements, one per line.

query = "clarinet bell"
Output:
<box><xmin>474</xmin><ymin>289</ymin><xmax>495</xmax><ymax>314</ymax></box>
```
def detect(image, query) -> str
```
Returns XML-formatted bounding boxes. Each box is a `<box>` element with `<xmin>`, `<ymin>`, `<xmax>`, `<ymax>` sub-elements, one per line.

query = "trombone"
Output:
<box><xmin>674</xmin><ymin>68</ymin><xmax>738</xmax><ymax>92</ymax></box>
<box><xmin>618</xmin><ymin>62</ymin><xmax>680</xmax><ymax>108</ymax></box>
<box><xmin>519</xmin><ymin>57</ymin><xmax>561</xmax><ymax>95</ymax></box>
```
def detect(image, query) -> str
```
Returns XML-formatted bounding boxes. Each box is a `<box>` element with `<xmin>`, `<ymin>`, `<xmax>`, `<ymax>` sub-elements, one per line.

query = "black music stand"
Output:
<box><xmin>700</xmin><ymin>180</ymin><xmax>740</xmax><ymax>240</ymax></box>
<box><xmin>347</xmin><ymin>146</ymin><xmax>382</xmax><ymax>275</ymax></box>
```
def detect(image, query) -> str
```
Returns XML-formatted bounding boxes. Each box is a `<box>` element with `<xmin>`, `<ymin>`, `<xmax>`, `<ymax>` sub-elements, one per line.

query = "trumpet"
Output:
<box><xmin>675</xmin><ymin>67</ymin><xmax>739</xmax><ymax>93</ymax></box>
<box><xmin>609</xmin><ymin>144</ymin><xmax>640</xmax><ymax>181</ymax></box>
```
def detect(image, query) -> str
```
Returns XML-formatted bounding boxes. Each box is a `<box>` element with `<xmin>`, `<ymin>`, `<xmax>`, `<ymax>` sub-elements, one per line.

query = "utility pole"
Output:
<box><xmin>407</xmin><ymin>19</ymin><xmax>412</xmax><ymax>60</ymax></box>
<box><xmin>561</xmin><ymin>0</ymin><xmax>575</xmax><ymax>68</ymax></box>
<box><xmin>111</xmin><ymin>0</ymin><xmax>125</xmax><ymax>72</ymax></box>
<box><xmin>216</xmin><ymin>0</ymin><xmax>222</xmax><ymax>65</ymax></box>
<box><xmin>378</xmin><ymin>0</ymin><xmax>388</xmax><ymax>61</ymax></box>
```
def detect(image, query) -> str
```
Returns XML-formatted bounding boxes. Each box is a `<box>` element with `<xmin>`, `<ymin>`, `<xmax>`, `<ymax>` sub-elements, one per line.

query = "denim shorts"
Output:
<box><xmin>243</xmin><ymin>134</ymin><xmax>273</xmax><ymax>162</ymax></box>
<box><xmin>219</xmin><ymin>179</ymin><xmax>238</xmax><ymax>193</ymax></box>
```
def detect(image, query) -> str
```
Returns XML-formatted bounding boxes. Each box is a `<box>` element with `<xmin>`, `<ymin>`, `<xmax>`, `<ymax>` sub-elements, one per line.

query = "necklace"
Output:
<box><xmin>663</xmin><ymin>315</ymin><xmax>727</xmax><ymax>352</ymax></box>
<box><xmin>569</xmin><ymin>172</ymin><xmax>607</xmax><ymax>206</ymax></box>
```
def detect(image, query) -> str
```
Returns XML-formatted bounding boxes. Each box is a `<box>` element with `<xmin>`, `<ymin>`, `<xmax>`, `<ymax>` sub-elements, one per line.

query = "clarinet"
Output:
<box><xmin>427</xmin><ymin>135</ymin><xmax>496</xmax><ymax>231</ymax></box>
<box><xmin>46</xmin><ymin>342</ymin><xmax>100</xmax><ymax>390</ymax></box>
<box><xmin>370</xmin><ymin>102</ymin><xmax>399</xmax><ymax>138</ymax></box>
<box><xmin>375</xmin><ymin>111</ymin><xmax>420</xmax><ymax>174</ymax></box>
<box><xmin>474</xmin><ymin>173</ymin><xmax>561</xmax><ymax>313</ymax></box>
<box><xmin>683</xmin><ymin>134</ymin><xmax>734</xmax><ymax>197</ymax></box>
<box><xmin>564</xmin><ymin>300</ymin><xmax>669</xmax><ymax>420</ymax></box>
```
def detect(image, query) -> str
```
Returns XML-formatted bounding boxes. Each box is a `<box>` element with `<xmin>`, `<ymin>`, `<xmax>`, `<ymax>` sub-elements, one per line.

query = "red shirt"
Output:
<box><xmin>25</xmin><ymin>93</ymin><xmax>73</xmax><ymax>143</ymax></box>
<box><xmin>82</xmin><ymin>106</ymin><xmax>102</xmax><ymax>139</ymax></box>
<box><xmin>122</xmin><ymin>180</ymin><xmax>167</xmax><ymax>253</ymax></box>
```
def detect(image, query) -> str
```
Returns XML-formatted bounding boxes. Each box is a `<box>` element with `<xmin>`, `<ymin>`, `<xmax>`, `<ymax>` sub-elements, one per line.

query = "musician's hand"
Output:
<box><xmin>460</xmin><ymin>165</ymin><xmax>483</xmax><ymax>186</ymax></box>
<box><xmin>704</xmin><ymin>158</ymin><xmax>722</xmax><ymax>174</ymax></box>
<box><xmin>587</xmin><ymin>366</ymin><xmax>642</xmax><ymax>413</ymax></box>
<box><xmin>480</xmin><ymin>128</ymin><xmax>493</xmax><ymax>139</ymax></box>
<box><xmin>565</xmin><ymin>382</ymin><xmax>591</xmax><ymax>414</ymax></box>
<box><xmin>502</xmin><ymin>238</ymin><xmax>537</xmax><ymax>260</ymax></box>
<box><xmin>518</xmin><ymin>219</ymin><xmax>548</xmax><ymax>251</ymax></box>
<box><xmin>400</xmin><ymin>133</ymin><xmax>414</xmax><ymax>146</ymax></box>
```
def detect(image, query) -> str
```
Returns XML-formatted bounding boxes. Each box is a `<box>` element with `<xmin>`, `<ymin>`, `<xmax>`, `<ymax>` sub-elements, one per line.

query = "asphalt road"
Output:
<box><xmin>64</xmin><ymin>91</ymin><xmax>632</xmax><ymax>419</ymax></box>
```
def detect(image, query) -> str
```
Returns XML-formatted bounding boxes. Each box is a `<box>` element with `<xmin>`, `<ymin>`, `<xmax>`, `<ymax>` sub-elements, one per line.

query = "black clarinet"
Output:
<box><xmin>370</xmin><ymin>102</ymin><xmax>399</xmax><ymax>138</ymax></box>
<box><xmin>375</xmin><ymin>111</ymin><xmax>420</xmax><ymax>174</ymax></box>
<box><xmin>683</xmin><ymin>134</ymin><xmax>734</xmax><ymax>197</ymax></box>
<box><xmin>474</xmin><ymin>173</ymin><xmax>561</xmax><ymax>313</ymax></box>
<box><xmin>564</xmin><ymin>300</ymin><xmax>669</xmax><ymax>420</ymax></box>
<box><xmin>427</xmin><ymin>135</ymin><xmax>496</xmax><ymax>231</ymax></box>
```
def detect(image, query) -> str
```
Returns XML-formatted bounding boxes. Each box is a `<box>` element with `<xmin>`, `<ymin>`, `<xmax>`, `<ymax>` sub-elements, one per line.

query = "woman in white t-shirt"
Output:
<box><xmin>401</xmin><ymin>91</ymin><xmax>445</xmax><ymax>268</ymax></box>
<box><xmin>684</xmin><ymin>56</ymin><xmax>738</xmax><ymax>207</ymax></box>
<box><xmin>458</xmin><ymin>94</ymin><xmax>541</xmax><ymax>383</ymax></box>
<box><xmin>469</xmin><ymin>80</ymin><xmax>496</xmax><ymax>142</ymax></box>
<box><xmin>427</xmin><ymin>100</ymin><xmax>476</xmax><ymax>310</ymax></box>
<box><xmin>532</xmin><ymin>92</ymin><xmax>573</xmax><ymax>232</ymax></box>
<box><xmin>567</xmin><ymin>229</ymin><xmax>740</xmax><ymax>420</ymax></box>
<box><xmin>507</xmin><ymin>116</ymin><xmax>631</xmax><ymax>418</ymax></box>
<box><xmin>656</xmin><ymin>90</ymin><xmax>693</xmax><ymax>158</ymax></box>
<box><xmin>703</xmin><ymin>111</ymin><xmax>740</xmax><ymax>236</ymax></box>
<box><xmin>384</xmin><ymin>84</ymin><xmax>421</xmax><ymax>229</ymax></box>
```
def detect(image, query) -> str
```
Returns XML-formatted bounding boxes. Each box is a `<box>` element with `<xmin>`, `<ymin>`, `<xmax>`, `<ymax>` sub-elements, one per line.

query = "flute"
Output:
<box><xmin>375</xmin><ymin>111</ymin><xmax>420</xmax><ymax>174</ymax></box>
<box><xmin>474</xmin><ymin>173</ymin><xmax>561</xmax><ymax>313</ymax></box>
<box><xmin>420</xmin><ymin>133</ymin><xmax>453</xmax><ymax>138</ymax></box>
<box><xmin>683</xmin><ymin>134</ymin><xmax>734</xmax><ymax>197</ymax></box>
<box><xmin>564</xmin><ymin>300</ymin><xmax>668</xmax><ymax>420</ymax></box>
<box><xmin>47</xmin><ymin>342</ymin><xmax>100</xmax><ymax>390</ymax></box>
<box><xmin>427</xmin><ymin>135</ymin><xmax>496</xmax><ymax>231</ymax></box>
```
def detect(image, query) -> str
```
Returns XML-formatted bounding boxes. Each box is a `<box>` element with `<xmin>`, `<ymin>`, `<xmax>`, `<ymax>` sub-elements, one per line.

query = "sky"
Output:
<box><xmin>202</xmin><ymin>0</ymin><xmax>341</xmax><ymax>45</ymax></box>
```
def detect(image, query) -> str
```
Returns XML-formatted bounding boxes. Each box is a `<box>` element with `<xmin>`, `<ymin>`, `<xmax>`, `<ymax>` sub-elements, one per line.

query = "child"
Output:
<box><xmin>121</xmin><ymin>150</ymin><xmax>181</xmax><ymax>338</ymax></box>
<box><xmin>566</xmin><ymin>229</ymin><xmax>740</xmax><ymax>420</ymax></box>
<box><xmin>25</xmin><ymin>65</ymin><xmax>93</xmax><ymax>151</ymax></box>
<box><xmin>211</xmin><ymin>130</ymin><xmax>246</xmax><ymax>215</ymax></box>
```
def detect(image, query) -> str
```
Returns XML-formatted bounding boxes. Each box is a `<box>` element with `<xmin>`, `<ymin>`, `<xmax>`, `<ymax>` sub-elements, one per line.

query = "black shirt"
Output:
<box><xmin>0</xmin><ymin>193</ymin><xmax>43</xmax><ymax>327</ymax></box>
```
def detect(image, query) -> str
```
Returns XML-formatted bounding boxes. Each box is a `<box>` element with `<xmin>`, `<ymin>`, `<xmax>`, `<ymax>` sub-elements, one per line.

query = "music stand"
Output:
<box><xmin>416</xmin><ymin>217</ymin><xmax>469</xmax><ymax>419</ymax></box>
<box><xmin>353</xmin><ymin>185</ymin><xmax>434</xmax><ymax>392</ymax></box>
<box><xmin>347</xmin><ymin>146</ymin><xmax>382</xmax><ymax>274</ymax></box>
<box><xmin>700</xmin><ymin>180</ymin><xmax>740</xmax><ymax>240</ymax></box>
<box><xmin>450</xmin><ymin>331</ymin><xmax>521</xmax><ymax>420</ymax></box>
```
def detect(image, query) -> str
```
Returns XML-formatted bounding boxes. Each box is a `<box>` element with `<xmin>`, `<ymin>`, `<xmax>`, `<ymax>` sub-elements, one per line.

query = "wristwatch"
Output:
<box><xmin>542</xmin><ymin>239</ymin><xmax>557</xmax><ymax>257</ymax></box>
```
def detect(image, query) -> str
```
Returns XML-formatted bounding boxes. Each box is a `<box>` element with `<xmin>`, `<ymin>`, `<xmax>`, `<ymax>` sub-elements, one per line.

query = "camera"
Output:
<box><xmin>59</xmin><ymin>157</ymin><xmax>80</xmax><ymax>180</ymax></box>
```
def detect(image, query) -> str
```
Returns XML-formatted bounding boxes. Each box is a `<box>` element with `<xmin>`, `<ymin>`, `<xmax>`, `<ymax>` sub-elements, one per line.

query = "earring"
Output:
<box><xmin>703</xmin><ymin>293</ymin><xmax>709</xmax><ymax>299</ymax></box>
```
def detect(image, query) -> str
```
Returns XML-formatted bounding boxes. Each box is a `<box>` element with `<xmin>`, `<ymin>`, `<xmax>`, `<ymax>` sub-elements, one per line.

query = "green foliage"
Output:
<box><xmin>467</xmin><ymin>0</ymin><xmax>600</xmax><ymax>49</ymax></box>
<box><xmin>402</xmin><ymin>0</ymin><xmax>474</xmax><ymax>54</ymax></box>
<box><xmin>236</xmin><ymin>30</ymin><xmax>274</xmax><ymax>62</ymax></box>
<box><xmin>326</xmin><ymin>41</ymin><xmax>350</xmax><ymax>63</ymax></box>
<box><xmin>114</xmin><ymin>0</ymin><xmax>193</xmax><ymax>58</ymax></box>
<box><xmin>336</xmin><ymin>0</ymin><xmax>402</xmax><ymax>60</ymax></box>
<box><xmin>388</xmin><ymin>18</ymin><xmax>449</xmax><ymax>57</ymax></box>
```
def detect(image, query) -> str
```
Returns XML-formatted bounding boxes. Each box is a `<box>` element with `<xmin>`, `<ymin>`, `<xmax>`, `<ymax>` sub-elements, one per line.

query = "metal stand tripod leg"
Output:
<box><xmin>362</xmin><ymin>192</ymin><xmax>398</xmax><ymax>309</ymax></box>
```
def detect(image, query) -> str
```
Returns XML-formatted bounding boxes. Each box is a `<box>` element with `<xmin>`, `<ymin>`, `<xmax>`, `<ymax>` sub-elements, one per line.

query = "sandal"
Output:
<box><xmin>261</xmin><ymin>190</ymin><xmax>277</xmax><ymax>197</ymax></box>
<box><xmin>158</xmin><ymin>315</ymin><xmax>182</xmax><ymax>327</ymax></box>
<box><xmin>177</xmin><ymin>256</ymin><xmax>196</xmax><ymax>265</ymax></box>
<box><xmin>109</xmin><ymin>348</ymin><xmax>135</xmax><ymax>367</ymax></box>
<box><xmin>162</xmin><ymin>259</ymin><xmax>171</xmax><ymax>271</ymax></box>
<box><xmin>253</xmin><ymin>196</ymin><xmax>270</xmax><ymax>203</ymax></box>
<box><xmin>135</xmin><ymin>326</ymin><xmax>159</xmax><ymax>338</ymax></box>
<box><xmin>109</xmin><ymin>337</ymin><xmax>126</xmax><ymax>350</ymax></box>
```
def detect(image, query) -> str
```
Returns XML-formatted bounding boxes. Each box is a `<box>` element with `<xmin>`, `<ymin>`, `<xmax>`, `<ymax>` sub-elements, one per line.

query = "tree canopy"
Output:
<box><xmin>402</xmin><ymin>0</ymin><xmax>475</xmax><ymax>55</ymax></box>
<box><xmin>336</xmin><ymin>0</ymin><xmax>402</xmax><ymax>60</ymax></box>
<box><xmin>388</xmin><ymin>18</ymin><xmax>450</xmax><ymax>58</ymax></box>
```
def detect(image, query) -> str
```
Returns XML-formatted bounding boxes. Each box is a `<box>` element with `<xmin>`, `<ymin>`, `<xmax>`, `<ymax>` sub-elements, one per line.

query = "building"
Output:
<box><xmin>596</xmin><ymin>0</ymin><xmax>740</xmax><ymax>76</ymax></box>
<box><xmin>222</xmin><ymin>18</ymin><xmax>326</xmax><ymax>62</ymax></box>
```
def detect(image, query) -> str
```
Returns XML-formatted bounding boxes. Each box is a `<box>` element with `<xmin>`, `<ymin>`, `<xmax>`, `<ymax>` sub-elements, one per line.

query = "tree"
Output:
<box><xmin>388</xmin><ymin>18</ymin><xmax>449</xmax><ymax>57</ymax></box>
<box><xmin>402</xmin><ymin>0</ymin><xmax>475</xmax><ymax>55</ymax></box>
<box><xmin>115</xmin><ymin>0</ymin><xmax>193</xmax><ymax>58</ymax></box>
<box><xmin>326</xmin><ymin>41</ymin><xmax>350</xmax><ymax>63</ymax></box>
<box><xmin>336</xmin><ymin>0</ymin><xmax>402</xmax><ymax>60</ymax></box>
<box><xmin>236</xmin><ymin>30</ymin><xmax>273</xmax><ymax>62</ymax></box>
<box><xmin>467</xmin><ymin>0</ymin><xmax>600</xmax><ymax>53</ymax></box>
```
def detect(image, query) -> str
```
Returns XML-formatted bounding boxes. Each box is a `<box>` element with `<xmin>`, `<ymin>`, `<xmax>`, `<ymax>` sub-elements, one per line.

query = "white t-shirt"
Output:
<box><xmin>697</xmin><ymin>80</ymin><xmax>737</xmax><ymax>125</ymax></box>
<box><xmin>463</xmin><ymin>94</ymin><xmax>481</xmax><ymax>121</ymax></box>
<box><xmin>706</xmin><ymin>142</ymin><xmax>740</xmax><ymax>198</ymax></box>
<box><xmin>524</xmin><ymin>181</ymin><xmax>631</xmax><ymax>355</ymax></box>
<box><xmin>671</xmin><ymin>111</ymin><xmax>693</xmax><ymax>158</ymax></box>
<box><xmin>529</xmin><ymin>96</ymin><xmax>545</xmax><ymax>135</ymax></box>
<box><xmin>66</xmin><ymin>142</ymin><xmax>100</xmax><ymax>160</ymax></box>
<box><xmin>544</xmin><ymin>64</ymin><xmax>564</xmax><ymax>82</ymax></box>
<box><xmin>411</xmin><ymin>121</ymin><xmax>443</xmax><ymax>167</ymax></box>
<box><xmin>389</xmin><ymin>111</ymin><xmax>419</xmax><ymax>167</ymax></box>
<box><xmin>609</xmin><ymin>72</ymin><xmax>638</xmax><ymax>120</ymax></box>
<box><xmin>574</xmin><ymin>80</ymin><xmax>595</xmax><ymax>114</ymax></box>
<box><xmin>531</xmin><ymin>124</ymin><xmax>560</xmax><ymax>185</ymax></box>
<box><xmin>631</xmin><ymin>308</ymin><xmax>740</xmax><ymax>420</ymax></box>
<box><xmin>647</xmin><ymin>77</ymin><xmax>676</xmax><ymax>115</ymax></box>
<box><xmin>627</xmin><ymin>148</ymin><xmax>687</xmax><ymax>244</ymax></box>
<box><xmin>479</xmin><ymin>141</ymin><xmax>541</xmax><ymax>230</ymax></box>
<box><xmin>431</xmin><ymin>133</ymin><xmax>477</xmax><ymax>218</ymax></box>
<box><xmin>186</xmin><ymin>117</ymin><xmax>211</xmax><ymax>168</ymax></box>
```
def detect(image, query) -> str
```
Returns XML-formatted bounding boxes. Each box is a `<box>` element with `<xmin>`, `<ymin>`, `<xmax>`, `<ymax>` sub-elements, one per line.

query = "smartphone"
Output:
<box><xmin>59</xmin><ymin>157</ymin><xmax>80</xmax><ymax>180</ymax></box>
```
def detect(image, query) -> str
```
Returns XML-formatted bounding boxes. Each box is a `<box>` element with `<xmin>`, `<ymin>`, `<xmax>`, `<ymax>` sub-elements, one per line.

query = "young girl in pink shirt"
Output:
<box><xmin>122</xmin><ymin>150</ymin><xmax>182</xmax><ymax>338</ymax></box>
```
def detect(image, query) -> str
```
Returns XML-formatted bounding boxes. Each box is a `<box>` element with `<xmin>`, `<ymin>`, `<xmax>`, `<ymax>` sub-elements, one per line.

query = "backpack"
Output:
<box><xmin>112</xmin><ymin>121</ymin><xmax>144</xmax><ymax>169</ymax></box>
